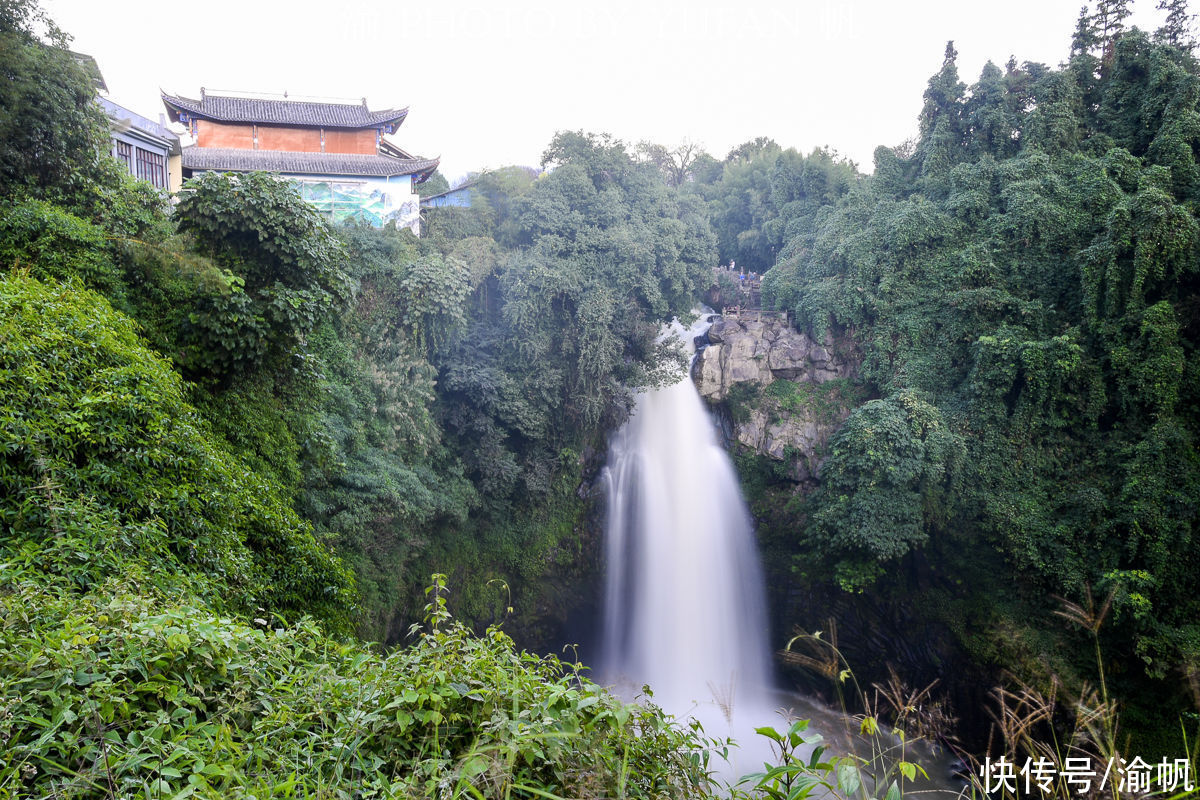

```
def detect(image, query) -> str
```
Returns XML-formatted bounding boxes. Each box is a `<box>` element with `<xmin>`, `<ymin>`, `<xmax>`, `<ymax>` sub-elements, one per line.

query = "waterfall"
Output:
<box><xmin>601</xmin><ymin>313</ymin><xmax>777</xmax><ymax>772</ymax></box>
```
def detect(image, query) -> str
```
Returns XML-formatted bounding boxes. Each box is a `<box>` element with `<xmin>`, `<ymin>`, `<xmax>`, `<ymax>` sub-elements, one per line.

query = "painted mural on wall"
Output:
<box><xmin>298</xmin><ymin>181</ymin><xmax>419</xmax><ymax>230</ymax></box>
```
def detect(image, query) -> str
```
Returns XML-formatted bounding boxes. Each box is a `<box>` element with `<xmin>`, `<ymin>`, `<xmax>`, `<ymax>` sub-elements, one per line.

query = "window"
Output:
<box><xmin>135</xmin><ymin>147</ymin><xmax>166</xmax><ymax>188</ymax></box>
<box><xmin>115</xmin><ymin>140</ymin><xmax>133</xmax><ymax>173</ymax></box>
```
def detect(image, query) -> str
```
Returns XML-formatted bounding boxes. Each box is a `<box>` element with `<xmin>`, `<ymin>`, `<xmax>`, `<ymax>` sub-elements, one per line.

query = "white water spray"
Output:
<box><xmin>602</xmin><ymin>313</ymin><xmax>777</xmax><ymax>772</ymax></box>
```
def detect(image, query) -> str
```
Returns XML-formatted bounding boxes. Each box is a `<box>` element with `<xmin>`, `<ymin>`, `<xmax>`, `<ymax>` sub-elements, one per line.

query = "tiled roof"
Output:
<box><xmin>181</xmin><ymin>147</ymin><xmax>439</xmax><ymax>178</ymax></box>
<box><xmin>162</xmin><ymin>93</ymin><xmax>408</xmax><ymax>130</ymax></box>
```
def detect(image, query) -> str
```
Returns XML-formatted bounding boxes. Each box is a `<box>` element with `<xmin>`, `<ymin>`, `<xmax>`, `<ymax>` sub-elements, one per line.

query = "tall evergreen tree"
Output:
<box><xmin>762</xmin><ymin>16</ymin><xmax>1200</xmax><ymax>749</ymax></box>
<box><xmin>1071</xmin><ymin>5</ymin><xmax>1101</xmax><ymax>57</ymax></box>
<box><xmin>1095</xmin><ymin>0</ymin><xmax>1134</xmax><ymax>64</ymax></box>
<box><xmin>965</xmin><ymin>61</ymin><xmax>1016</xmax><ymax>158</ymax></box>
<box><xmin>918</xmin><ymin>42</ymin><xmax>967</xmax><ymax>188</ymax></box>
<box><xmin>1156</xmin><ymin>0</ymin><xmax>1196</xmax><ymax>48</ymax></box>
<box><xmin>919</xmin><ymin>41</ymin><xmax>966</xmax><ymax>139</ymax></box>
<box><xmin>1069</xmin><ymin>8</ymin><xmax>1105</xmax><ymax>128</ymax></box>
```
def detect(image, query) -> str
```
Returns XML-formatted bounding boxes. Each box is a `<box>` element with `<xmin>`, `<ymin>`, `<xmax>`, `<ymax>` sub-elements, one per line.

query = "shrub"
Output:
<box><xmin>172</xmin><ymin>172</ymin><xmax>352</xmax><ymax>382</ymax></box>
<box><xmin>0</xmin><ymin>273</ymin><xmax>353</xmax><ymax>623</ymax></box>
<box><xmin>0</xmin><ymin>571</ymin><xmax>716</xmax><ymax>799</ymax></box>
<box><xmin>0</xmin><ymin>199</ymin><xmax>121</xmax><ymax>297</ymax></box>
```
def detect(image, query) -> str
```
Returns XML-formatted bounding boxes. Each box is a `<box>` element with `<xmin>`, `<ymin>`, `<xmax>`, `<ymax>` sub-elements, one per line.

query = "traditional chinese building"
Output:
<box><xmin>161</xmin><ymin>90</ymin><xmax>439</xmax><ymax>232</ymax></box>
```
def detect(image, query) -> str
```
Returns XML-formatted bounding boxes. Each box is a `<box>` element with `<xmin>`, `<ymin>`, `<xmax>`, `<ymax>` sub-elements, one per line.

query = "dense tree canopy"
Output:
<box><xmin>438</xmin><ymin>131</ymin><xmax>713</xmax><ymax>492</ymax></box>
<box><xmin>689</xmin><ymin>139</ymin><xmax>860</xmax><ymax>275</ymax></box>
<box><xmin>0</xmin><ymin>0</ymin><xmax>111</xmax><ymax>201</ymax></box>
<box><xmin>761</xmin><ymin>28</ymin><xmax>1200</xmax><ymax>734</ymax></box>
<box><xmin>170</xmin><ymin>171</ymin><xmax>352</xmax><ymax>382</ymax></box>
<box><xmin>0</xmin><ymin>273</ymin><xmax>355</xmax><ymax>624</ymax></box>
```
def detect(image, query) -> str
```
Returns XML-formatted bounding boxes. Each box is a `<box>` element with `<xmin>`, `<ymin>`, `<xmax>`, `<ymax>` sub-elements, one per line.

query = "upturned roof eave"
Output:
<box><xmin>162</xmin><ymin>93</ymin><xmax>409</xmax><ymax>130</ymax></box>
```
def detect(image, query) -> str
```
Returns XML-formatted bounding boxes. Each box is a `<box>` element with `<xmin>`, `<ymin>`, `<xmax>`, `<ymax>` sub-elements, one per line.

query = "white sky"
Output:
<box><xmin>46</xmin><ymin>0</ymin><xmax>1169</xmax><ymax>183</ymax></box>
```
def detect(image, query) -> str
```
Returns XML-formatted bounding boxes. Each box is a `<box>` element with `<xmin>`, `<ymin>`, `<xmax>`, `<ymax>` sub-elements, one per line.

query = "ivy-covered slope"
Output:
<box><xmin>0</xmin><ymin>274</ymin><xmax>355</xmax><ymax>625</ymax></box>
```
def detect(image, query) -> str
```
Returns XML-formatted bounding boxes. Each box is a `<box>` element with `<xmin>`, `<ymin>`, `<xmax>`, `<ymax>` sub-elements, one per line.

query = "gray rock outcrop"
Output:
<box><xmin>694</xmin><ymin>316</ymin><xmax>856</xmax><ymax>401</ymax></box>
<box><xmin>693</xmin><ymin>314</ymin><xmax>860</xmax><ymax>483</ymax></box>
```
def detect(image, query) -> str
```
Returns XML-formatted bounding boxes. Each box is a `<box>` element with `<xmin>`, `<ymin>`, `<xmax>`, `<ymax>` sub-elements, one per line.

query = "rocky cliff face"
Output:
<box><xmin>693</xmin><ymin>318</ymin><xmax>977</xmax><ymax>745</ymax></box>
<box><xmin>694</xmin><ymin>316</ymin><xmax>856</xmax><ymax>398</ymax></box>
<box><xmin>692</xmin><ymin>315</ymin><xmax>860</xmax><ymax>482</ymax></box>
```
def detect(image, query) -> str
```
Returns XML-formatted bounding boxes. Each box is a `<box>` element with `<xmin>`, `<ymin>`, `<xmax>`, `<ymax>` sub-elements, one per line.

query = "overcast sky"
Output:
<box><xmin>46</xmin><ymin>0</ymin><xmax>1170</xmax><ymax>182</ymax></box>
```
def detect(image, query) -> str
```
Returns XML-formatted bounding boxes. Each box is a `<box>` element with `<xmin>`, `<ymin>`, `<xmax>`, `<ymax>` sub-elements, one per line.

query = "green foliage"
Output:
<box><xmin>300</xmin><ymin>323</ymin><xmax>476</xmax><ymax>641</ymax></box>
<box><xmin>408</xmin><ymin>449</ymin><xmax>588</xmax><ymax>639</ymax></box>
<box><xmin>417</xmin><ymin>169</ymin><xmax>450</xmax><ymax>197</ymax></box>
<box><xmin>394</xmin><ymin>133</ymin><xmax>721</xmax><ymax>640</ymax></box>
<box><xmin>423</xmin><ymin>168</ymin><xmax>543</xmax><ymax>246</ymax></box>
<box><xmin>732</xmin><ymin>718</ymin><xmax>930</xmax><ymax>800</ymax></box>
<box><xmin>736</xmin><ymin>719</ymin><xmax>849</xmax><ymax>799</ymax></box>
<box><xmin>172</xmin><ymin>171</ymin><xmax>352</xmax><ymax>382</ymax></box>
<box><xmin>0</xmin><ymin>273</ymin><xmax>354</xmax><ymax>624</ymax></box>
<box><xmin>0</xmin><ymin>198</ymin><xmax>122</xmax><ymax>297</ymax></box>
<box><xmin>440</xmin><ymin>131</ymin><xmax>714</xmax><ymax>499</ymax></box>
<box><xmin>0</xmin><ymin>1</ymin><xmax>112</xmax><ymax>204</ymax></box>
<box><xmin>286</xmin><ymin>223</ymin><xmax>477</xmax><ymax>640</ymax></box>
<box><xmin>0</xmin><ymin>571</ymin><xmax>716</xmax><ymax>799</ymax></box>
<box><xmin>422</xmin><ymin>204</ymin><xmax>494</xmax><ymax>242</ymax></box>
<box><xmin>726</xmin><ymin>382</ymin><xmax>763</xmax><ymax>424</ymax></box>
<box><xmin>400</xmin><ymin>252</ymin><xmax>471</xmax><ymax>358</ymax></box>
<box><xmin>806</xmin><ymin>393</ymin><xmax>963</xmax><ymax>586</ymax></box>
<box><xmin>1110</xmin><ymin>300</ymin><xmax>1186</xmax><ymax>415</ymax></box>
<box><xmin>759</xmin><ymin>23</ymin><xmax>1200</xmax><ymax>744</ymax></box>
<box><xmin>918</xmin><ymin>42</ymin><xmax>968</xmax><ymax>190</ymax></box>
<box><xmin>82</xmin><ymin>160</ymin><xmax>176</xmax><ymax>240</ymax></box>
<box><xmin>1156</xmin><ymin>0</ymin><xmax>1197</xmax><ymax>49</ymax></box>
<box><xmin>764</xmin><ymin>378</ymin><xmax>866</xmax><ymax>426</ymax></box>
<box><xmin>197</xmin><ymin>377</ymin><xmax>307</xmax><ymax>493</ymax></box>
<box><xmin>695</xmin><ymin>140</ymin><xmax>860</xmax><ymax>276</ymax></box>
<box><xmin>0</xmin><ymin>6</ymin><xmax>862</xmax><ymax>793</ymax></box>
<box><xmin>637</xmin><ymin>139</ymin><xmax>714</xmax><ymax>187</ymax></box>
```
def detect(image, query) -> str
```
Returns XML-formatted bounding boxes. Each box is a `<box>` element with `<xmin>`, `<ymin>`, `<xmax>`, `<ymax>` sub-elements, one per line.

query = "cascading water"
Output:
<box><xmin>601</xmin><ymin>312</ymin><xmax>778</xmax><ymax>773</ymax></box>
<box><xmin>600</xmin><ymin>317</ymin><xmax>966</xmax><ymax>792</ymax></box>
